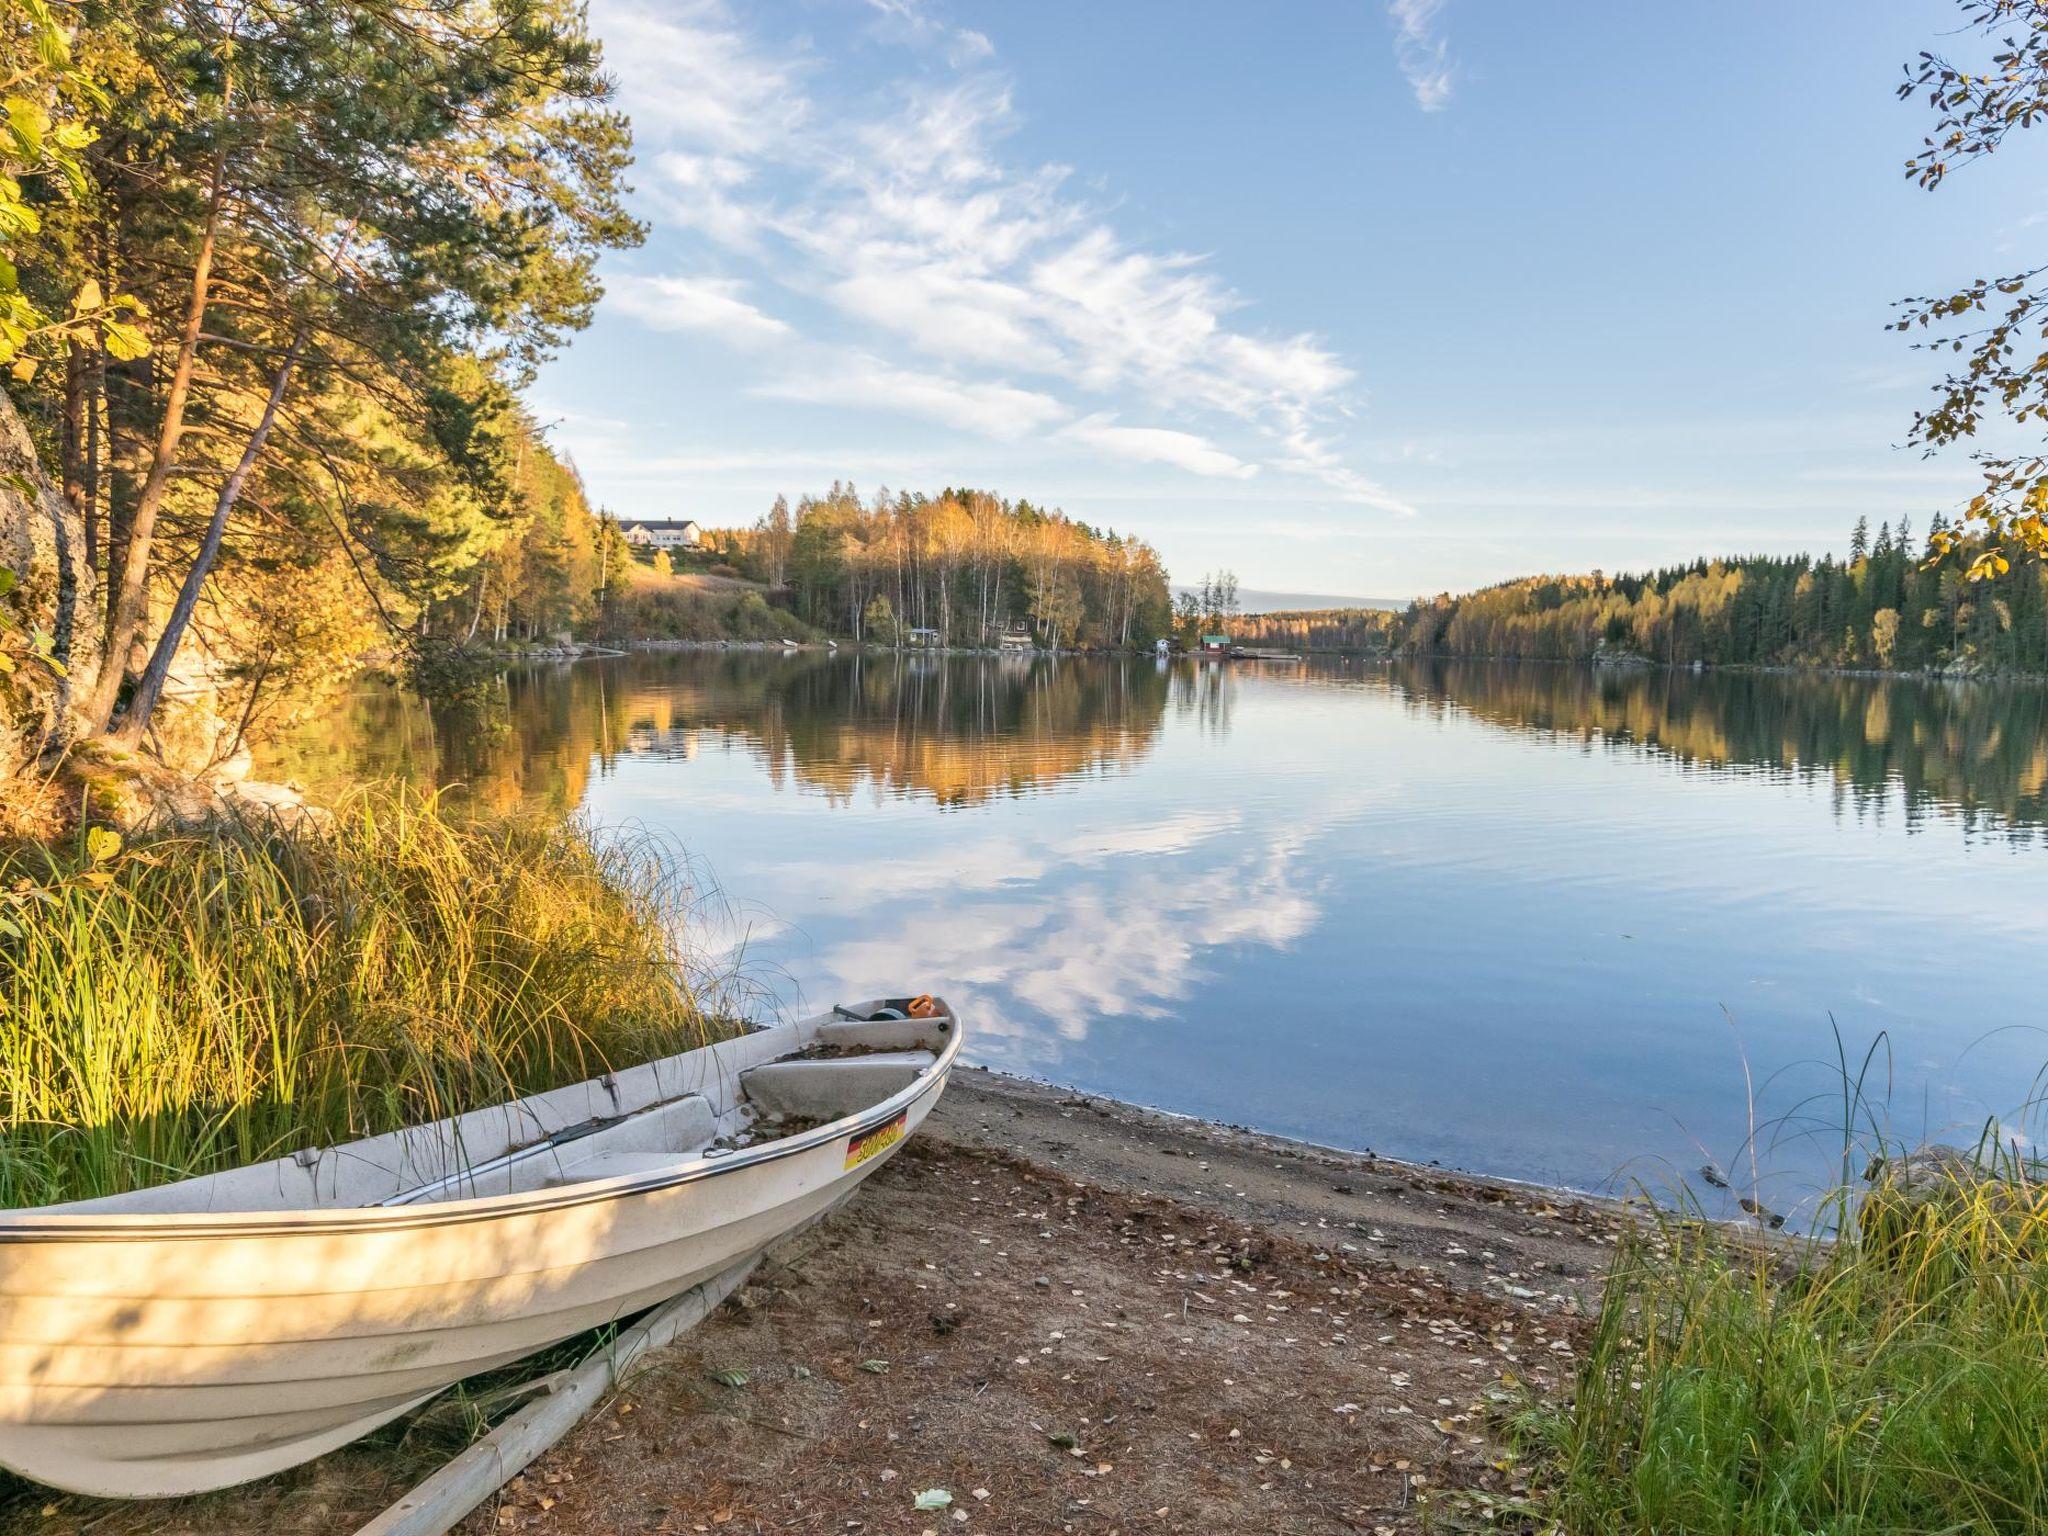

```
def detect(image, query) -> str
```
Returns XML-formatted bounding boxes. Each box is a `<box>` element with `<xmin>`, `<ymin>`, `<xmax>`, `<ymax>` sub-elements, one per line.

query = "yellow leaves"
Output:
<box><xmin>100</xmin><ymin>315</ymin><xmax>150</xmax><ymax>360</ymax></box>
<box><xmin>1966</xmin><ymin>549</ymin><xmax>2013</xmax><ymax>582</ymax></box>
<box><xmin>66</xmin><ymin>279</ymin><xmax>150</xmax><ymax>357</ymax></box>
<box><xmin>2</xmin><ymin>95</ymin><xmax>50</xmax><ymax>165</ymax></box>
<box><xmin>0</xmin><ymin>177</ymin><xmax>40</xmax><ymax>240</ymax></box>
<box><xmin>20</xmin><ymin>0</ymin><xmax>72</xmax><ymax>69</ymax></box>
<box><xmin>0</xmin><ymin>13</ymin><xmax>113</xmax><ymax>360</ymax></box>
<box><xmin>85</xmin><ymin>828</ymin><xmax>121</xmax><ymax>866</ymax></box>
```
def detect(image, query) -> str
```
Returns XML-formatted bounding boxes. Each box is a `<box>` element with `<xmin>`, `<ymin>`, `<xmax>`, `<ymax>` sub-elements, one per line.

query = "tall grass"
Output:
<box><xmin>1521</xmin><ymin>1145</ymin><xmax>2048</xmax><ymax>1534</ymax></box>
<box><xmin>0</xmin><ymin>791</ymin><xmax>733</xmax><ymax>1206</ymax></box>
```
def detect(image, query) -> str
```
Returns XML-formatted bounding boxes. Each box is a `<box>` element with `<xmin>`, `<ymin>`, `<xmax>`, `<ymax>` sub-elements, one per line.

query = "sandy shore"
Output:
<box><xmin>8</xmin><ymin>1070</ymin><xmax>1631</xmax><ymax>1536</ymax></box>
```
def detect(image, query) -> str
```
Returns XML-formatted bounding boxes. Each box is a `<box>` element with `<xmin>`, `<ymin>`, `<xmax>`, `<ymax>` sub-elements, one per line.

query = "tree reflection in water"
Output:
<box><xmin>1348</xmin><ymin>658</ymin><xmax>2048</xmax><ymax>842</ymax></box>
<box><xmin>269</xmin><ymin>651</ymin><xmax>1173</xmax><ymax>813</ymax></box>
<box><xmin>260</xmin><ymin>651</ymin><xmax>2048</xmax><ymax>1197</ymax></box>
<box><xmin>272</xmin><ymin>653</ymin><xmax>2048</xmax><ymax>841</ymax></box>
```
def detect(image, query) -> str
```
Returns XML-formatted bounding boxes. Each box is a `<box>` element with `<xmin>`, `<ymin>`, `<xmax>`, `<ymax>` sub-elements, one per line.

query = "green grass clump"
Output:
<box><xmin>1521</xmin><ymin>1154</ymin><xmax>2048</xmax><ymax>1534</ymax></box>
<box><xmin>0</xmin><ymin>791</ymin><xmax>730</xmax><ymax>1206</ymax></box>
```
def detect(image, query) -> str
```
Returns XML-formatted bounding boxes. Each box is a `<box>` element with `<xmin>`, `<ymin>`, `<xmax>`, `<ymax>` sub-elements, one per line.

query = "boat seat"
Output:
<box><xmin>741</xmin><ymin>1051</ymin><xmax>936</xmax><ymax>1121</ymax></box>
<box><xmin>811</xmin><ymin>1016</ymin><xmax>954</xmax><ymax>1054</ymax></box>
<box><xmin>541</xmin><ymin>1151</ymin><xmax>687</xmax><ymax>1189</ymax></box>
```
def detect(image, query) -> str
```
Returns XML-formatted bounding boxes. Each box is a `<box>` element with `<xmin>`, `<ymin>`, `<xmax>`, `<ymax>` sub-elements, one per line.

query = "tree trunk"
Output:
<box><xmin>84</xmin><ymin>341</ymin><xmax>103</xmax><ymax>575</ymax></box>
<box><xmin>111</xmin><ymin>327</ymin><xmax>304</xmax><ymax>749</ymax></box>
<box><xmin>86</xmin><ymin>121</ymin><xmax>232</xmax><ymax>731</ymax></box>
<box><xmin>0</xmin><ymin>387</ymin><xmax>102</xmax><ymax>776</ymax></box>
<box><xmin>60</xmin><ymin>343</ymin><xmax>86</xmax><ymax>549</ymax></box>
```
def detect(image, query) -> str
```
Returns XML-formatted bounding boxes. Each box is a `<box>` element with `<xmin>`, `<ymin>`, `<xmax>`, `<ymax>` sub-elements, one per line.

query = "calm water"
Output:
<box><xmin>273</xmin><ymin>653</ymin><xmax>2048</xmax><ymax>1214</ymax></box>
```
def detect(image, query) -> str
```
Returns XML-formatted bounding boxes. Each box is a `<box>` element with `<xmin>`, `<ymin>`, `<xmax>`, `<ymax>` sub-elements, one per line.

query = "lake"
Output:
<box><xmin>271</xmin><ymin>652</ymin><xmax>2048</xmax><ymax>1218</ymax></box>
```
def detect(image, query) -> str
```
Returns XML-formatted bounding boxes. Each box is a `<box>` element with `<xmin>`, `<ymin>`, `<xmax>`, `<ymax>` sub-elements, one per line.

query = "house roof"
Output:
<box><xmin>624</xmin><ymin>518</ymin><xmax>700</xmax><ymax>531</ymax></box>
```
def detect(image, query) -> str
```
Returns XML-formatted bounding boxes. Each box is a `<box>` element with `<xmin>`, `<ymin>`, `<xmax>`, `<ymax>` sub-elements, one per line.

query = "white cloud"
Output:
<box><xmin>1218</xmin><ymin>333</ymin><xmax>1355</xmax><ymax>401</ymax></box>
<box><xmin>755</xmin><ymin>356</ymin><xmax>1067</xmax><ymax>439</ymax></box>
<box><xmin>951</xmin><ymin>29</ymin><xmax>995</xmax><ymax>64</ymax></box>
<box><xmin>584</xmin><ymin>0</ymin><xmax>1408</xmax><ymax>511</ymax></box>
<box><xmin>1061</xmin><ymin>417</ymin><xmax>1258</xmax><ymax>480</ymax></box>
<box><xmin>1277</xmin><ymin>427</ymin><xmax>1417</xmax><ymax>514</ymax></box>
<box><xmin>608</xmin><ymin>274</ymin><xmax>792</xmax><ymax>346</ymax></box>
<box><xmin>801</xmin><ymin>90</ymin><xmax>1381</xmax><ymax>498</ymax></box>
<box><xmin>827</xmin><ymin>264</ymin><xmax>1056</xmax><ymax>372</ymax></box>
<box><xmin>1388</xmin><ymin>0</ymin><xmax>1454</xmax><ymax>113</ymax></box>
<box><xmin>647</xmin><ymin>151</ymin><xmax>767</xmax><ymax>249</ymax></box>
<box><xmin>860</xmin><ymin>0</ymin><xmax>996</xmax><ymax>66</ymax></box>
<box><xmin>852</xmin><ymin>78</ymin><xmax>1013</xmax><ymax>185</ymax></box>
<box><xmin>591</xmin><ymin>0</ymin><xmax>805</xmax><ymax>153</ymax></box>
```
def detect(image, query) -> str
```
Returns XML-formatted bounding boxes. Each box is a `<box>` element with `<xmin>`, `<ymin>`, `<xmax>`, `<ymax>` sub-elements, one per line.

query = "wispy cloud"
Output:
<box><xmin>1276</xmin><ymin>427</ymin><xmax>1416</xmax><ymax>514</ymax></box>
<box><xmin>1060</xmin><ymin>417</ymin><xmax>1258</xmax><ymax>480</ymax></box>
<box><xmin>860</xmin><ymin>0</ymin><xmax>994</xmax><ymax>66</ymax></box>
<box><xmin>595</xmin><ymin>0</ymin><xmax>806</xmax><ymax>152</ymax></box>
<box><xmin>754</xmin><ymin>356</ymin><xmax>1067</xmax><ymax>439</ymax></box>
<box><xmin>608</xmin><ymin>274</ymin><xmax>792</xmax><ymax>345</ymax></box>
<box><xmin>588</xmin><ymin>0</ymin><xmax>1409</xmax><ymax>504</ymax></box>
<box><xmin>1388</xmin><ymin>0</ymin><xmax>1454</xmax><ymax>112</ymax></box>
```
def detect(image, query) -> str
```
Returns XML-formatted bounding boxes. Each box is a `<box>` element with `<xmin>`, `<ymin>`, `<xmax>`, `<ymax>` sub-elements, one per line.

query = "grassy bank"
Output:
<box><xmin>606</xmin><ymin>567</ymin><xmax>822</xmax><ymax>645</ymax></box>
<box><xmin>1520</xmin><ymin>1150</ymin><xmax>2048</xmax><ymax>1533</ymax></box>
<box><xmin>0</xmin><ymin>792</ymin><xmax>729</xmax><ymax>1207</ymax></box>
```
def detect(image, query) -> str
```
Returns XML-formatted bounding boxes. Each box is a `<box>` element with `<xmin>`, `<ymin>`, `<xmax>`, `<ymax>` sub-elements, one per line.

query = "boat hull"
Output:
<box><xmin>0</xmin><ymin>1028</ymin><xmax>954</xmax><ymax>1498</ymax></box>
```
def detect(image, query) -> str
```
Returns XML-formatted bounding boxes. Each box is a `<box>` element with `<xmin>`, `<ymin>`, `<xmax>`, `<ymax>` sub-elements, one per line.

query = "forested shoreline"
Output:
<box><xmin>700</xmin><ymin>483</ymin><xmax>1171</xmax><ymax>649</ymax></box>
<box><xmin>1235</xmin><ymin>517</ymin><xmax>2048</xmax><ymax>676</ymax></box>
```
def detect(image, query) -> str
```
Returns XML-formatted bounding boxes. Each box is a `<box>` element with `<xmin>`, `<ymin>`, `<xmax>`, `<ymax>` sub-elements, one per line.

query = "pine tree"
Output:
<box><xmin>71</xmin><ymin>0</ymin><xmax>643</xmax><ymax>743</ymax></box>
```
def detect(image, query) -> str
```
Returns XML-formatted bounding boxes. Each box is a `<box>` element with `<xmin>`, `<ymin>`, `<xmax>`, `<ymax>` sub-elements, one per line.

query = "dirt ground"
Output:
<box><xmin>8</xmin><ymin>1069</ymin><xmax>1628</xmax><ymax>1536</ymax></box>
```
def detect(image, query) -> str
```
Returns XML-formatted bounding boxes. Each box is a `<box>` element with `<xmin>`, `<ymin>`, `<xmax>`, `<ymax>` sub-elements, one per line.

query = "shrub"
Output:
<box><xmin>0</xmin><ymin>791</ymin><xmax>733</xmax><ymax>1205</ymax></box>
<box><xmin>1520</xmin><ymin>1149</ymin><xmax>2048</xmax><ymax>1534</ymax></box>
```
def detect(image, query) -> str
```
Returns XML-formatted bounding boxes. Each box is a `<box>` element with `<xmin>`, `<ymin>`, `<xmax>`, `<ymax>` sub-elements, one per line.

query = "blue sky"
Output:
<box><xmin>535</xmin><ymin>0</ymin><xmax>2048</xmax><ymax>601</ymax></box>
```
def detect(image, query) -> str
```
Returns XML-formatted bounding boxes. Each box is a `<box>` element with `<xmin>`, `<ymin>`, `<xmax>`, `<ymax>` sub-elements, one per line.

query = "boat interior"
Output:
<box><xmin>42</xmin><ymin>1001</ymin><xmax>956</xmax><ymax>1219</ymax></box>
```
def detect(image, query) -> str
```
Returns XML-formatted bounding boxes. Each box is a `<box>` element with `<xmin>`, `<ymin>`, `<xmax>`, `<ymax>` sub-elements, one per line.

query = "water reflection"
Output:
<box><xmin>273</xmin><ymin>651</ymin><xmax>1170</xmax><ymax>812</ymax></box>
<box><xmin>276</xmin><ymin>652</ymin><xmax>2048</xmax><ymax>840</ymax></box>
<box><xmin>267</xmin><ymin>653</ymin><xmax>2048</xmax><ymax>1201</ymax></box>
<box><xmin>1367</xmin><ymin>658</ymin><xmax>2048</xmax><ymax>841</ymax></box>
<box><xmin>809</xmin><ymin>810</ymin><xmax>1328</xmax><ymax>1040</ymax></box>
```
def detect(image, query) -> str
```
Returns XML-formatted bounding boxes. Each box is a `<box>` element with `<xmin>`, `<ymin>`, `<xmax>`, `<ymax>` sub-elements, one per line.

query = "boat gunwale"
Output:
<box><xmin>0</xmin><ymin>1018</ymin><xmax>961</xmax><ymax>1244</ymax></box>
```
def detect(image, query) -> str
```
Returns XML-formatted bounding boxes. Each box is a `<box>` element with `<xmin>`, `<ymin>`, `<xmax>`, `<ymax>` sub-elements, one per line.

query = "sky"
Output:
<box><xmin>532</xmin><ymin>0</ymin><xmax>2048</xmax><ymax>602</ymax></box>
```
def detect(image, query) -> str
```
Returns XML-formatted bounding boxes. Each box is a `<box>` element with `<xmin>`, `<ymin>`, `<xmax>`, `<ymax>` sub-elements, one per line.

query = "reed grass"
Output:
<box><xmin>0</xmin><ymin>790</ymin><xmax>734</xmax><ymax>1206</ymax></box>
<box><xmin>1518</xmin><ymin>1146</ymin><xmax>2048</xmax><ymax>1534</ymax></box>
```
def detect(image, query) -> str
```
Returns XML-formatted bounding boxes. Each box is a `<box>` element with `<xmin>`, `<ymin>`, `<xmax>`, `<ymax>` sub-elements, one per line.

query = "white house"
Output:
<box><xmin>622</xmin><ymin>519</ymin><xmax>702</xmax><ymax>550</ymax></box>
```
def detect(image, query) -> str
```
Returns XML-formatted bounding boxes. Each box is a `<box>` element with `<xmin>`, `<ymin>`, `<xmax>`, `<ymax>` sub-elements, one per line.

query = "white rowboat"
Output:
<box><xmin>0</xmin><ymin>998</ymin><xmax>961</xmax><ymax>1498</ymax></box>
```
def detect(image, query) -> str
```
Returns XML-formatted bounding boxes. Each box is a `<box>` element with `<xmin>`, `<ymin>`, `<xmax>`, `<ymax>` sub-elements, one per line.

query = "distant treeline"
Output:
<box><xmin>705</xmin><ymin>485</ymin><xmax>1171</xmax><ymax>649</ymax></box>
<box><xmin>1225</xmin><ymin>607</ymin><xmax>1395</xmax><ymax>653</ymax></box>
<box><xmin>1237</xmin><ymin>517</ymin><xmax>2048</xmax><ymax>673</ymax></box>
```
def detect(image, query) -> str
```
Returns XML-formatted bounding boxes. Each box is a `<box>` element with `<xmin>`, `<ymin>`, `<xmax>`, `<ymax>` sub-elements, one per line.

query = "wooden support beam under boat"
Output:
<box><xmin>354</xmin><ymin>1253</ymin><xmax>764</xmax><ymax>1536</ymax></box>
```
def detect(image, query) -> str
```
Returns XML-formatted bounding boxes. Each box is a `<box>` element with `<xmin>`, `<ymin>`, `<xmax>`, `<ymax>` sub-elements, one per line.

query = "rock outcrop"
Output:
<box><xmin>0</xmin><ymin>386</ymin><xmax>101</xmax><ymax>785</ymax></box>
<box><xmin>1860</xmin><ymin>1144</ymin><xmax>2047</xmax><ymax>1267</ymax></box>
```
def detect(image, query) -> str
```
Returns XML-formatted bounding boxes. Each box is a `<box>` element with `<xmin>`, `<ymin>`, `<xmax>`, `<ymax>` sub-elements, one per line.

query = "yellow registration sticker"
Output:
<box><xmin>844</xmin><ymin>1111</ymin><xmax>908</xmax><ymax>1170</ymax></box>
